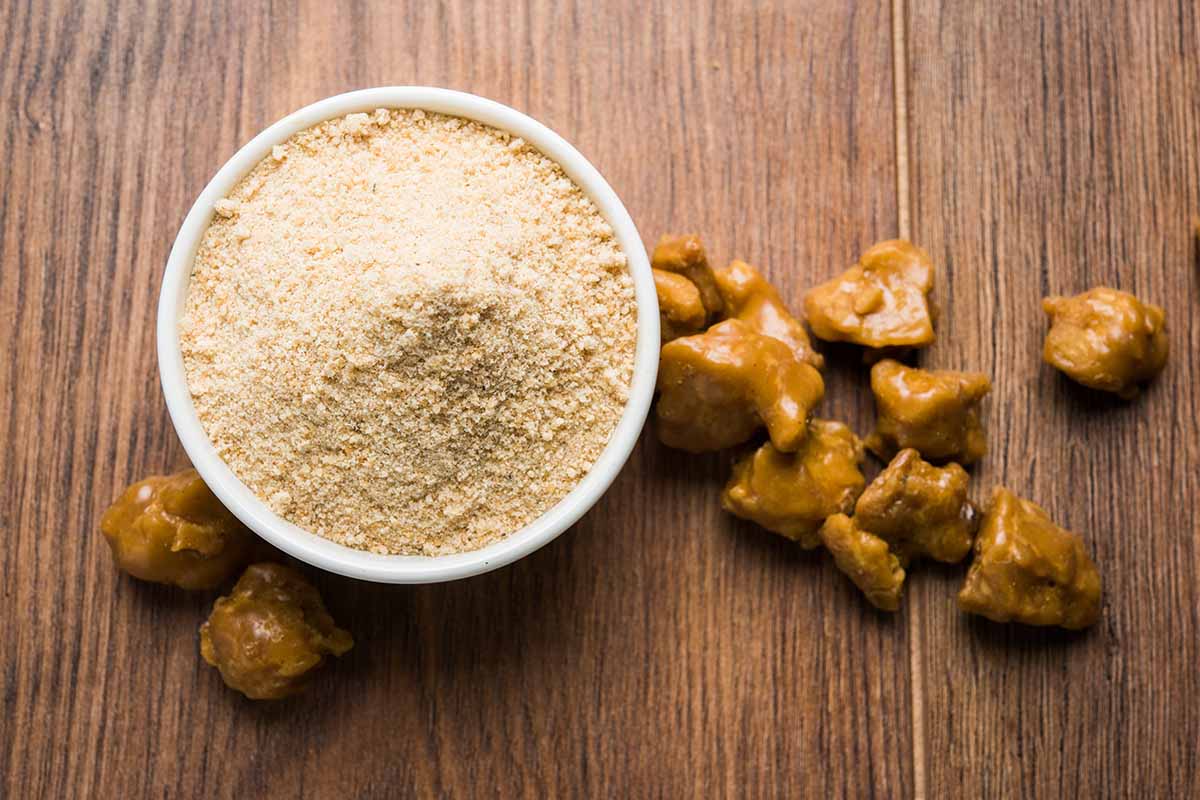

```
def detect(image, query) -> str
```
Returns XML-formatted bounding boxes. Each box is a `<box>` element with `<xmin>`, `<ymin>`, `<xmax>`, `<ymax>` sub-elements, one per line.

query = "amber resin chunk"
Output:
<box><xmin>1042</xmin><ymin>287</ymin><xmax>1168</xmax><ymax>399</ymax></box>
<box><xmin>804</xmin><ymin>239</ymin><xmax>936</xmax><ymax>351</ymax></box>
<box><xmin>865</xmin><ymin>359</ymin><xmax>991</xmax><ymax>465</ymax></box>
<box><xmin>713</xmin><ymin>259</ymin><xmax>824</xmax><ymax>369</ymax></box>
<box><xmin>854</xmin><ymin>449</ymin><xmax>976</xmax><ymax>565</ymax></box>
<box><xmin>654</xmin><ymin>268</ymin><xmax>707</xmax><ymax>342</ymax></box>
<box><xmin>818</xmin><ymin>514</ymin><xmax>906</xmax><ymax>611</ymax></box>
<box><xmin>200</xmin><ymin>563</ymin><xmax>354</xmax><ymax>699</ymax></box>
<box><xmin>957</xmin><ymin>488</ymin><xmax>1102</xmax><ymax>630</ymax></box>
<box><xmin>651</xmin><ymin>234</ymin><xmax>724</xmax><ymax>318</ymax></box>
<box><xmin>656</xmin><ymin>319</ymin><xmax>825</xmax><ymax>453</ymax></box>
<box><xmin>721</xmin><ymin>419</ymin><xmax>865</xmax><ymax>548</ymax></box>
<box><xmin>100</xmin><ymin>468</ymin><xmax>258</xmax><ymax>590</ymax></box>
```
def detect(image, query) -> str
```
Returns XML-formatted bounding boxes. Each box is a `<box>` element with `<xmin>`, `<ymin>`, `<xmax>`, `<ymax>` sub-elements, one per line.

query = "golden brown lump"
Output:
<box><xmin>818</xmin><ymin>513</ymin><xmax>906</xmax><ymax>611</ymax></box>
<box><xmin>656</xmin><ymin>319</ymin><xmax>825</xmax><ymax>453</ymax></box>
<box><xmin>854</xmin><ymin>448</ymin><xmax>976</xmax><ymax>565</ymax></box>
<box><xmin>957</xmin><ymin>488</ymin><xmax>1102</xmax><ymax>630</ymax></box>
<box><xmin>200</xmin><ymin>563</ymin><xmax>354</xmax><ymax>699</ymax></box>
<box><xmin>100</xmin><ymin>468</ymin><xmax>257</xmax><ymax>590</ymax></box>
<box><xmin>721</xmin><ymin>419</ymin><xmax>865</xmax><ymax>548</ymax></box>
<box><xmin>654</xmin><ymin>268</ymin><xmax>708</xmax><ymax>342</ymax></box>
<box><xmin>713</xmin><ymin>259</ymin><xmax>824</xmax><ymax>369</ymax></box>
<box><xmin>804</xmin><ymin>240</ymin><xmax>936</xmax><ymax>350</ymax></box>
<box><xmin>651</xmin><ymin>234</ymin><xmax>724</xmax><ymax>319</ymax></box>
<box><xmin>1042</xmin><ymin>287</ymin><xmax>1168</xmax><ymax>399</ymax></box>
<box><xmin>865</xmin><ymin>359</ymin><xmax>991</xmax><ymax>465</ymax></box>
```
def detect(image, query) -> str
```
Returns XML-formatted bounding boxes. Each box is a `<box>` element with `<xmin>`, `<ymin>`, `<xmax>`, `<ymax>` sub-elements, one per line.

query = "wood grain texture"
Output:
<box><xmin>7</xmin><ymin>0</ymin><xmax>1196</xmax><ymax>796</ymax></box>
<box><xmin>904</xmin><ymin>1</ymin><xmax>1200</xmax><ymax>796</ymax></box>
<box><xmin>1</xmin><ymin>1</ymin><xmax>908</xmax><ymax>797</ymax></box>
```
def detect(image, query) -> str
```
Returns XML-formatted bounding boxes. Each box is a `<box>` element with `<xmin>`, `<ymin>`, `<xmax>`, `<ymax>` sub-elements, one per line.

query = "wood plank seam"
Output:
<box><xmin>890</xmin><ymin>0</ymin><xmax>926</xmax><ymax>798</ymax></box>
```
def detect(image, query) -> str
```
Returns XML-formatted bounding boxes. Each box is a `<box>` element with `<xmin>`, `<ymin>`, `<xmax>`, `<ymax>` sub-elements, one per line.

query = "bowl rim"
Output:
<box><xmin>156</xmin><ymin>86</ymin><xmax>659</xmax><ymax>584</ymax></box>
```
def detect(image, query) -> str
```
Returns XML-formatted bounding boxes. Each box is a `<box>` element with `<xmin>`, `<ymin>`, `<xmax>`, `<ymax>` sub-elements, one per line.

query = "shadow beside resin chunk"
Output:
<box><xmin>854</xmin><ymin>449</ymin><xmax>977</xmax><ymax>565</ymax></box>
<box><xmin>865</xmin><ymin>359</ymin><xmax>991</xmax><ymax>465</ymax></box>
<box><xmin>804</xmin><ymin>239</ymin><xmax>937</xmax><ymax>352</ymax></box>
<box><xmin>714</xmin><ymin>259</ymin><xmax>824</xmax><ymax>369</ymax></box>
<box><xmin>957</xmin><ymin>488</ymin><xmax>1102</xmax><ymax>630</ymax></box>
<box><xmin>656</xmin><ymin>319</ymin><xmax>825</xmax><ymax>453</ymax></box>
<box><xmin>721</xmin><ymin>419</ymin><xmax>865</xmax><ymax>548</ymax></box>
<box><xmin>100</xmin><ymin>468</ymin><xmax>258</xmax><ymax>590</ymax></box>
<box><xmin>819</xmin><ymin>513</ymin><xmax>906</xmax><ymax>611</ymax></box>
<box><xmin>200</xmin><ymin>563</ymin><xmax>354</xmax><ymax>699</ymax></box>
<box><xmin>1042</xmin><ymin>286</ymin><xmax>1168</xmax><ymax>399</ymax></box>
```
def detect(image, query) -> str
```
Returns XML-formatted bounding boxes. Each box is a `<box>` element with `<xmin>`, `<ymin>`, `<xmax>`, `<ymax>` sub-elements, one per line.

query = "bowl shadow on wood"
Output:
<box><xmin>339</xmin><ymin>527</ymin><xmax>580</xmax><ymax>649</ymax></box>
<box><xmin>218</xmin><ymin>520</ymin><xmax>592</xmax><ymax>724</ymax></box>
<box><xmin>113</xmin><ymin>565</ymin><xmax>362</xmax><ymax>723</ymax></box>
<box><xmin>640</xmin><ymin>428</ymin><xmax>738</xmax><ymax>489</ymax></box>
<box><xmin>294</xmin><ymin>452</ymin><xmax>662</xmax><ymax>686</ymax></box>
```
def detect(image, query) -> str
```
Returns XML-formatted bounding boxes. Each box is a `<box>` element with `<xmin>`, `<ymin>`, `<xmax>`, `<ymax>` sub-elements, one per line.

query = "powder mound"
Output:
<box><xmin>181</xmin><ymin>109</ymin><xmax>636</xmax><ymax>555</ymax></box>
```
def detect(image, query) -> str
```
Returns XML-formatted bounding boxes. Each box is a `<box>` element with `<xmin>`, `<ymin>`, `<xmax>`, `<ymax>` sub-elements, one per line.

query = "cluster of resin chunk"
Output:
<box><xmin>651</xmin><ymin>234</ymin><xmax>1123</xmax><ymax>627</ymax></box>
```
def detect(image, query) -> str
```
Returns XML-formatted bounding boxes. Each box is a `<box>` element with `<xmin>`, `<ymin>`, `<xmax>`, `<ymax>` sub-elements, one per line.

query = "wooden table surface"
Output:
<box><xmin>3</xmin><ymin>1</ymin><xmax>1197</xmax><ymax>797</ymax></box>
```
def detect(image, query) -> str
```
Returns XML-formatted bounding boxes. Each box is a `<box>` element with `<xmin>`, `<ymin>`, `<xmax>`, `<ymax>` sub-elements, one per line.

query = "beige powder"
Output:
<box><xmin>181</xmin><ymin>109</ymin><xmax>636</xmax><ymax>555</ymax></box>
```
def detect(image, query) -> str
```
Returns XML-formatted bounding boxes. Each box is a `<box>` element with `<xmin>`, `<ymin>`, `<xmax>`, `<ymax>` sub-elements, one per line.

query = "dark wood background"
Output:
<box><xmin>2</xmin><ymin>1</ymin><xmax>1196</xmax><ymax>797</ymax></box>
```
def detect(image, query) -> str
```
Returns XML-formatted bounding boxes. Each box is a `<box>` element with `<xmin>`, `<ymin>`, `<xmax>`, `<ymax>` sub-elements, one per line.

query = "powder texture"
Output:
<box><xmin>180</xmin><ymin>109</ymin><xmax>636</xmax><ymax>555</ymax></box>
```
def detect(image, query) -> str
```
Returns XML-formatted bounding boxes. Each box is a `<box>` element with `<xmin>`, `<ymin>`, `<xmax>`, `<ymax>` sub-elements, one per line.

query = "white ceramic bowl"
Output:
<box><xmin>157</xmin><ymin>87</ymin><xmax>659</xmax><ymax>584</ymax></box>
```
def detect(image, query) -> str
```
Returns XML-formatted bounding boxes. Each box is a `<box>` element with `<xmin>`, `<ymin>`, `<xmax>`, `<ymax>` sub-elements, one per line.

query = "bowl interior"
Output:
<box><xmin>157</xmin><ymin>87</ymin><xmax>659</xmax><ymax>584</ymax></box>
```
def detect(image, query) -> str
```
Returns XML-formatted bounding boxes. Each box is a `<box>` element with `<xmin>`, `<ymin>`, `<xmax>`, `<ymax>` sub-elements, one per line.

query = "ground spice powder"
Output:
<box><xmin>181</xmin><ymin>109</ymin><xmax>636</xmax><ymax>555</ymax></box>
